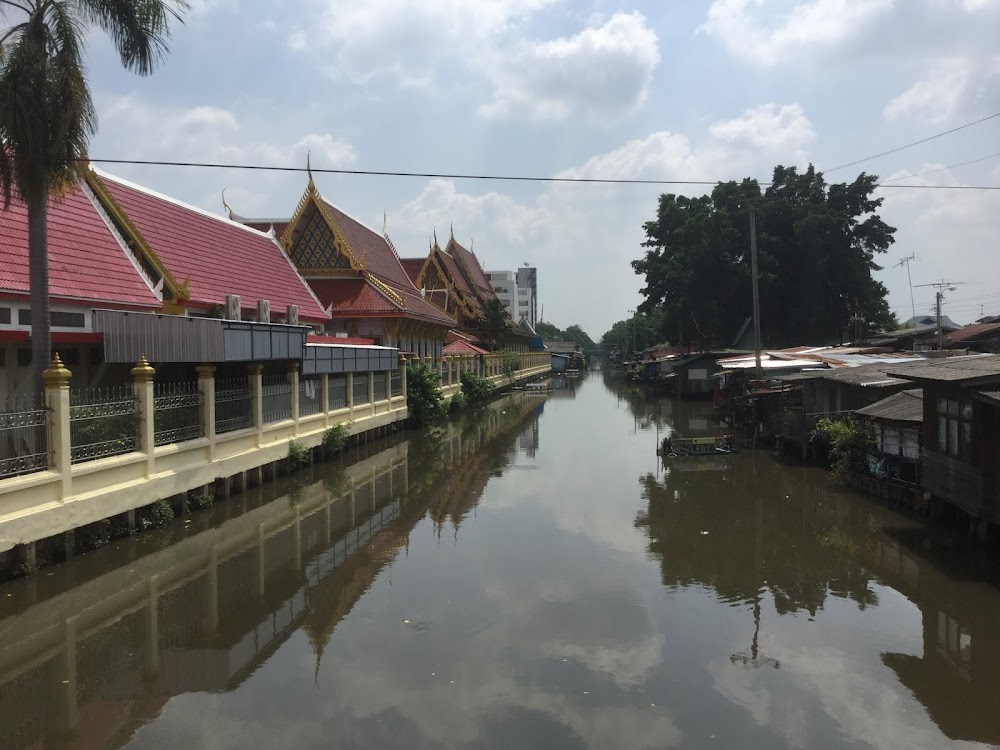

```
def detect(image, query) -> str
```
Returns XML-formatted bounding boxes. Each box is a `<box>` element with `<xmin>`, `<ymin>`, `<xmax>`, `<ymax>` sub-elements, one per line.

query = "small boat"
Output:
<box><xmin>658</xmin><ymin>435</ymin><xmax>735</xmax><ymax>457</ymax></box>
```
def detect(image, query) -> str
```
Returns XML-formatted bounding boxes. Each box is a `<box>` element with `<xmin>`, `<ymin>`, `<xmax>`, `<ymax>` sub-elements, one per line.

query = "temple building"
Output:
<box><xmin>239</xmin><ymin>175</ymin><xmax>455</xmax><ymax>358</ymax></box>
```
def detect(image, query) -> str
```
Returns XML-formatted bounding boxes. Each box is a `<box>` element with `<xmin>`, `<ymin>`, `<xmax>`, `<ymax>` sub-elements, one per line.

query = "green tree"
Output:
<box><xmin>0</xmin><ymin>0</ymin><xmax>188</xmax><ymax>391</ymax></box>
<box><xmin>477</xmin><ymin>297</ymin><xmax>512</xmax><ymax>350</ymax></box>
<box><xmin>563</xmin><ymin>324</ymin><xmax>596</xmax><ymax>354</ymax></box>
<box><xmin>632</xmin><ymin>165</ymin><xmax>895</xmax><ymax>348</ymax></box>
<box><xmin>534</xmin><ymin>321</ymin><xmax>562</xmax><ymax>341</ymax></box>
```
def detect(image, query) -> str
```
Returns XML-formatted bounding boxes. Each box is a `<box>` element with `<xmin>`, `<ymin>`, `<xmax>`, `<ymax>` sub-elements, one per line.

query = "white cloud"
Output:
<box><xmin>702</xmin><ymin>0</ymin><xmax>895</xmax><ymax>66</ymax></box>
<box><xmin>288</xmin><ymin>0</ymin><xmax>555</xmax><ymax>87</ymax></box>
<box><xmin>883</xmin><ymin>59</ymin><xmax>971</xmax><ymax>123</ymax></box>
<box><xmin>95</xmin><ymin>94</ymin><xmax>356</xmax><ymax>216</ymax></box>
<box><xmin>709</xmin><ymin>102</ymin><xmax>816</xmax><ymax>153</ymax></box>
<box><xmin>479</xmin><ymin>13</ymin><xmax>660</xmax><ymax>121</ymax></box>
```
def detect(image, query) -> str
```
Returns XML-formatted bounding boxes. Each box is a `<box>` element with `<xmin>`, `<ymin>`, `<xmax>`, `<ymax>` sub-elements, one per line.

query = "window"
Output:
<box><xmin>0</xmin><ymin>307</ymin><xmax>10</xmax><ymax>324</ymax></box>
<box><xmin>17</xmin><ymin>309</ymin><xmax>86</xmax><ymax>327</ymax></box>
<box><xmin>937</xmin><ymin>397</ymin><xmax>973</xmax><ymax>458</ymax></box>
<box><xmin>17</xmin><ymin>348</ymin><xmax>31</xmax><ymax>368</ymax></box>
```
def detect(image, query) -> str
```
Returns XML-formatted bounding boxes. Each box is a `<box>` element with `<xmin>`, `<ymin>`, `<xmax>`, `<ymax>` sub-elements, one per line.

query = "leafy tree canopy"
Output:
<box><xmin>535</xmin><ymin>321</ymin><xmax>562</xmax><ymax>340</ymax></box>
<box><xmin>600</xmin><ymin>308</ymin><xmax>668</xmax><ymax>354</ymax></box>
<box><xmin>631</xmin><ymin>165</ymin><xmax>895</xmax><ymax>348</ymax></box>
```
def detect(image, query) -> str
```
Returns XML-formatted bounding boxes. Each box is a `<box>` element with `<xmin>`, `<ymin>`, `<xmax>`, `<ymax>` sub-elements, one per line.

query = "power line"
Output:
<box><xmin>10</xmin><ymin>154</ymin><xmax>1000</xmax><ymax>190</ymax></box>
<box><xmin>824</xmin><ymin>111</ymin><xmax>1000</xmax><ymax>174</ymax></box>
<box><xmin>879</xmin><ymin>152</ymin><xmax>1000</xmax><ymax>183</ymax></box>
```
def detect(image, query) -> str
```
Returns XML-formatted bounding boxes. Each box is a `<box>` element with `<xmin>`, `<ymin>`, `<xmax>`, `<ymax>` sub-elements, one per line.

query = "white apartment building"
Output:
<box><xmin>487</xmin><ymin>269</ymin><xmax>536</xmax><ymax>325</ymax></box>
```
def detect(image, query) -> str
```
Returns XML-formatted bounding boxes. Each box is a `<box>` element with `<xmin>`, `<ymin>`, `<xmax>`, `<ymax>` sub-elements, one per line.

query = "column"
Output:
<box><xmin>399</xmin><ymin>354</ymin><xmax>408</xmax><ymax>400</ymax></box>
<box><xmin>249</xmin><ymin>364</ymin><xmax>263</xmax><ymax>447</ymax></box>
<box><xmin>132</xmin><ymin>356</ymin><xmax>156</xmax><ymax>477</ymax></box>
<box><xmin>320</xmin><ymin>373</ymin><xmax>331</xmax><ymax>426</ymax></box>
<box><xmin>288</xmin><ymin>362</ymin><xmax>300</xmax><ymax>428</ymax></box>
<box><xmin>437</xmin><ymin>357</ymin><xmax>444</xmax><ymax>385</ymax></box>
<box><xmin>197</xmin><ymin>365</ymin><xmax>216</xmax><ymax>461</ymax></box>
<box><xmin>367</xmin><ymin>371</ymin><xmax>375</xmax><ymax>414</ymax></box>
<box><xmin>42</xmin><ymin>354</ymin><xmax>72</xmax><ymax>500</ymax></box>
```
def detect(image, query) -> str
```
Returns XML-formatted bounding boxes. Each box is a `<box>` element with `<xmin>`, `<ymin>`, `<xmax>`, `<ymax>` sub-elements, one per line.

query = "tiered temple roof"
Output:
<box><xmin>86</xmin><ymin>169</ymin><xmax>330</xmax><ymax>322</ymax></box>
<box><xmin>242</xmin><ymin>178</ymin><xmax>454</xmax><ymax>330</ymax></box>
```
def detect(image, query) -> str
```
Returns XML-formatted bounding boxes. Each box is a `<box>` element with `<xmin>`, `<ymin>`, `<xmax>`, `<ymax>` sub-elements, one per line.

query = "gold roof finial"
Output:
<box><xmin>433</xmin><ymin>227</ymin><xmax>438</xmax><ymax>246</ymax></box>
<box><xmin>450</xmin><ymin>222</ymin><xmax>454</xmax><ymax>239</ymax></box>
<box><xmin>221</xmin><ymin>188</ymin><xmax>233</xmax><ymax>220</ymax></box>
<box><xmin>306</xmin><ymin>150</ymin><xmax>315</xmax><ymax>191</ymax></box>
<box><xmin>383</xmin><ymin>211</ymin><xmax>387</xmax><ymax>235</ymax></box>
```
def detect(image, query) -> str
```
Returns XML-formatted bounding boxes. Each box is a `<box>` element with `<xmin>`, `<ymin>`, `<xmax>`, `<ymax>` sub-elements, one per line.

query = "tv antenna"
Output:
<box><xmin>893</xmin><ymin>254</ymin><xmax>917</xmax><ymax>330</ymax></box>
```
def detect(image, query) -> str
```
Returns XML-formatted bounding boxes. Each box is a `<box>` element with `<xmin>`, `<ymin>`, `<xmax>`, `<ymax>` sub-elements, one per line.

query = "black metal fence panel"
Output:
<box><xmin>153</xmin><ymin>381</ymin><xmax>203</xmax><ymax>446</ymax></box>
<box><xmin>70</xmin><ymin>386</ymin><xmax>137</xmax><ymax>464</ymax></box>
<box><xmin>0</xmin><ymin>394</ymin><xmax>48</xmax><ymax>478</ymax></box>
<box><xmin>215</xmin><ymin>377</ymin><xmax>252</xmax><ymax>434</ymax></box>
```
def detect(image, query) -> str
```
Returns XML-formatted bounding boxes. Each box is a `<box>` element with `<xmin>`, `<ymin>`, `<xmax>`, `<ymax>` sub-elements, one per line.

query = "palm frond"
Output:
<box><xmin>78</xmin><ymin>0</ymin><xmax>189</xmax><ymax>75</ymax></box>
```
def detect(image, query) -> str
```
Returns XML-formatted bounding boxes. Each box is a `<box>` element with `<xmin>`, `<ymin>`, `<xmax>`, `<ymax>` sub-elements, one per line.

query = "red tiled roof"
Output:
<box><xmin>243</xmin><ymin>220</ymin><xmax>289</xmax><ymax>239</ymax></box>
<box><xmin>400</xmin><ymin>258</ymin><xmax>425</xmax><ymax>286</ymax></box>
<box><xmin>320</xmin><ymin>200</ymin><xmax>414</xmax><ymax>291</ymax></box>
<box><xmin>308</xmin><ymin>278</ymin><xmax>401</xmax><ymax>316</ymax></box>
<box><xmin>447</xmin><ymin>237</ymin><xmax>493</xmax><ymax>297</ymax></box>
<box><xmin>93</xmin><ymin>171</ymin><xmax>329</xmax><ymax>322</ymax></box>
<box><xmin>0</xmin><ymin>183</ymin><xmax>160</xmax><ymax>309</ymax></box>
<box><xmin>396</xmin><ymin>288</ymin><xmax>458</xmax><ymax>325</ymax></box>
<box><xmin>444</xmin><ymin>340</ymin><xmax>488</xmax><ymax>355</ymax></box>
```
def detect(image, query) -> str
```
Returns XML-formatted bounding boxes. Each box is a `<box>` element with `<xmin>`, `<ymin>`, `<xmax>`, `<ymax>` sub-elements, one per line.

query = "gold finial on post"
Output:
<box><xmin>131</xmin><ymin>354</ymin><xmax>156</xmax><ymax>383</ymax></box>
<box><xmin>42</xmin><ymin>353</ymin><xmax>71</xmax><ymax>387</ymax></box>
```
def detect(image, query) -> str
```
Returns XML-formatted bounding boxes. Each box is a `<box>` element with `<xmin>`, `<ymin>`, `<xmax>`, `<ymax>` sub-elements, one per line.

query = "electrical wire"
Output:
<box><xmin>880</xmin><ymin>152</ymin><xmax>1000</xmax><ymax>183</ymax></box>
<box><xmin>823</xmin><ymin>111</ymin><xmax>1000</xmax><ymax>174</ymax></box>
<box><xmin>9</xmin><ymin>153</ymin><xmax>1000</xmax><ymax>190</ymax></box>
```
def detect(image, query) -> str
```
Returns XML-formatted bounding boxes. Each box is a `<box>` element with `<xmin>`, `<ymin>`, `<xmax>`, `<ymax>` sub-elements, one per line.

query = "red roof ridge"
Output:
<box><xmin>93</xmin><ymin>167</ymin><xmax>280</xmax><ymax>243</ymax></box>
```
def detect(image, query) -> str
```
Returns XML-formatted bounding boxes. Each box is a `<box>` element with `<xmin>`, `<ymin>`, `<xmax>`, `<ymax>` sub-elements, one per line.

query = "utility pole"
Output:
<box><xmin>915</xmin><ymin>281</ymin><xmax>963</xmax><ymax>350</ymax></box>
<box><xmin>750</xmin><ymin>208</ymin><xmax>763</xmax><ymax>381</ymax></box>
<box><xmin>894</xmin><ymin>254</ymin><xmax>917</xmax><ymax>331</ymax></box>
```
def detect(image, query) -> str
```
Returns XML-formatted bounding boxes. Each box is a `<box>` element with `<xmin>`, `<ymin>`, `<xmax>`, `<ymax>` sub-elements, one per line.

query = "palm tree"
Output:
<box><xmin>0</xmin><ymin>0</ymin><xmax>188</xmax><ymax>392</ymax></box>
<box><xmin>478</xmin><ymin>297</ymin><xmax>511</xmax><ymax>351</ymax></box>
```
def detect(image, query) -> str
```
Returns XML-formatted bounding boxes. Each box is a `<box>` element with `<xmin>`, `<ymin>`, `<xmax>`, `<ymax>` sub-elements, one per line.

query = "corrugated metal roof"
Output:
<box><xmin>887</xmin><ymin>354</ymin><xmax>1000</xmax><ymax>384</ymax></box>
<box><xmin>855</xmin><ymin>389</ymin><xmax>923</xmax><ymax>422</ymax></box>
<box><xmin>945</xmin><ymin>322</ymin><xmax>1000</xmax><ymax>345</ymax></box>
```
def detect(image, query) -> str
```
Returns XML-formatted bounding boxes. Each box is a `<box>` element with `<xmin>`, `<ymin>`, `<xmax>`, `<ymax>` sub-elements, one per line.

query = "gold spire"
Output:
<box><xmin>382</xmin><ymin>211</ymin><xmax>387</xmax><ymax>235</ymax></box>
<box><xmin>42</xmin><ymin>353</ymin><xmax>71</xmax><ymax>387</ymax></box>
<box><xmin>306</xmin><ymin>150</ymin><xmax>315</xmax><ymax>191</ymax></box>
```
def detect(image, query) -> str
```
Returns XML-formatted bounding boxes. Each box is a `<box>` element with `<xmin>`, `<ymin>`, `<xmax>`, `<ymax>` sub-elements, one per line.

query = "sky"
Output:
<box><xmin>71</xmin><ymin>0</ymin><xmax>1000</xmax><ymax>339</ymax></box>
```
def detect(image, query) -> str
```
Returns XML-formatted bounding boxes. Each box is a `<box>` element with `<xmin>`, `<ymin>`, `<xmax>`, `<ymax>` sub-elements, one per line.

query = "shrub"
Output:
<box><xmin>449</xmin><ymin>391</ymin><xmax>467</xmax><ymax>413</ymax></box>
<box><xmin>498</xmin><ymin>350</ymin><xmax>522</xmax><ymax>378</ymax></box>
<box><xmin>323</xmin><ymin>423</ymin><xmax>350</xmax><ymax>456</ymax></box>
<box><xmin>814</xmin><ymin>417</ymin><xmax>874</xmax><ymax>478</ymax></box>
<box><xmin>461</xmin><ymin>371</ymin><xmax>495</xmax><ymax>403</ymax></box>
<box><xmin>77</xmin><ymin>519</ymin><xmax>112</xmax><ymax>551</ymax></box>
<box><xmin>138</xmin><ymin>500</ymin><xmax>174</xmax><ymax>530</ymax></box>
<box><xmin>189</xmin><ymin>490</ymin><xmax>215</xmax><ymax>511</ymax></box>
<box><xmin>407</xmin><ymin>363</ymin><xmax>447</xmax><ymax>426</ymax></box>
<box><xmin>288</xmin><ymin>439</ymin><xmax>310</xmax><ymax>470</ymax></box>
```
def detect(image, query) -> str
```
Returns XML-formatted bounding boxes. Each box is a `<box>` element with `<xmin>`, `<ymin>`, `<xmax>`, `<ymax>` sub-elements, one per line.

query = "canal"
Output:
<box><xmin>2</xmin><ymin>370</ymin><xmax>999</xmax><ymax>749</ymax></box>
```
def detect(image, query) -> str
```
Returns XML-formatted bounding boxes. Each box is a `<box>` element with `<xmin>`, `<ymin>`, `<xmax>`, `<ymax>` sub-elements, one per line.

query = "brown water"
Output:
<box><xmin>2</xmin><ymin>371</ymin><xmax>1000</xmax><ymax>750</ymax></box>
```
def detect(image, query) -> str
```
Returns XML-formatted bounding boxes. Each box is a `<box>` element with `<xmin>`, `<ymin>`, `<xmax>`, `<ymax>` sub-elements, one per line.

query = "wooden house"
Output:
<box><xmin>854</xmin><ymin>389</ymin><xmax>923</xmax><ymax>484</ymax></box>
<box><xmin>887</xmin><ymin>354</ymin><xmax>1000</xmax><ymax>530</ymax></box>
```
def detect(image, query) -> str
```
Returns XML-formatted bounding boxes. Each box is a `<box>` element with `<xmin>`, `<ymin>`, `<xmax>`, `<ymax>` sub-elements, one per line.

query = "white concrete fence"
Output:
<box><xmin>0</xmin><ymin>351</ymin><xmax>550</xmax><ymax>555</ymax></box>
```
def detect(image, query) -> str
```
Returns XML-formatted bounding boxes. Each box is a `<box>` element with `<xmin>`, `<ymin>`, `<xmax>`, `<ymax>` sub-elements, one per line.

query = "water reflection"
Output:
<box><xmin>0</xmin><ymin>392</ymin><xmax>546</xmax><ymax>750</ymax></box>
<box><xmin>4</xmin><ymin>372</ymin><xmax>1000</xmax><ymax>749</ymax></box>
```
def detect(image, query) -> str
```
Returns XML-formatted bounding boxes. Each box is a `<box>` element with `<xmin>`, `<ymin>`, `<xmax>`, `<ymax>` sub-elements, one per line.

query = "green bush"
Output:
<box><xmin>323</xmin><ymin>423</ymin><xmax>350</xmax><ymax>456</ymax></box>
<box><xmin>407</xmin><ymin>363</ymin><xmax>447</xmax><ymax>426</ymax></box>
<box><xmin>449</xmin><ymin>391</ymin><xmax>468</xmax><ymax>413</ymax></box>
<box><xmin>138</xmin><ymin>500</ymin><xmax>174</xmax><ymax>530</ymax></box>
<box><xmin>288</xmin><ymin>439</ymin><xmax>311</xmax><ymax>470</ymax></box>
<box><xmin>498</xmin><ymin>350</ymin><xmax>522</xmax><ymax>378</ymax></box>
<box><xmin>814</xmin><ymin>417</ymin><xmax>874</xmax><ymax>478</ymax></box>
<box><xmin>461</xmin><ymin>371</ymin><xmax>495</xmax><ymax>403</ymax></box>
<box><xmin>189</xmin><ymin>490</ymin><xmax>215</xmax><ymax>510</ymax></box>
<box><xmin>77</xmin><ymin>519</ymin><xmax>112</xmax><ymax>551</ymax></box>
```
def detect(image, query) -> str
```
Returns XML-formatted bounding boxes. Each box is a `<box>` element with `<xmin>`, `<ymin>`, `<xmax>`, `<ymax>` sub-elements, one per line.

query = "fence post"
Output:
<box><xmin>249</xmin><ymin>364</ymin><xmax>263</xmax><ymax>447</ymax></box>
<box><xmin>197</xmin><ymin>365</ymin><xmax>217</xmax><ymax>461</ymax></box>
<box><xmin>399</xmin><ymin>354</ymin><xmax>408</xmax><ymax>400</ymax></box>
<box><xmin>42</xmin><ymin>354</ymin><xmax>72</xmax><ymax>500</ymax></box>
<box><xmin>288</xmin><ymin>362</ymin><xmax>300</xmax><ymax>429</ymax></box>
<box><xmin>367</xmin><ymin>370</ymin><xmax>375</xmax><ymax>414</ymax></box>
<box><xmin>320</xmin><ymin>373</ymin><xmax>330</xmax><ymax>427</ymax></box>
<box><xmin>132</xmin><ymin>356</ymin><xmax>156</xmax><ymax>477</ymax></box>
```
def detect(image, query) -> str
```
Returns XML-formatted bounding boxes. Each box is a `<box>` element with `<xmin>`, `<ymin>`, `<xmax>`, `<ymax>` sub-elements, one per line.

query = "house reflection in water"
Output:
<box><xmin>0</xmin><ymin>393</ymin><xmax>544</xmax><ymax>750</ymax></box>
